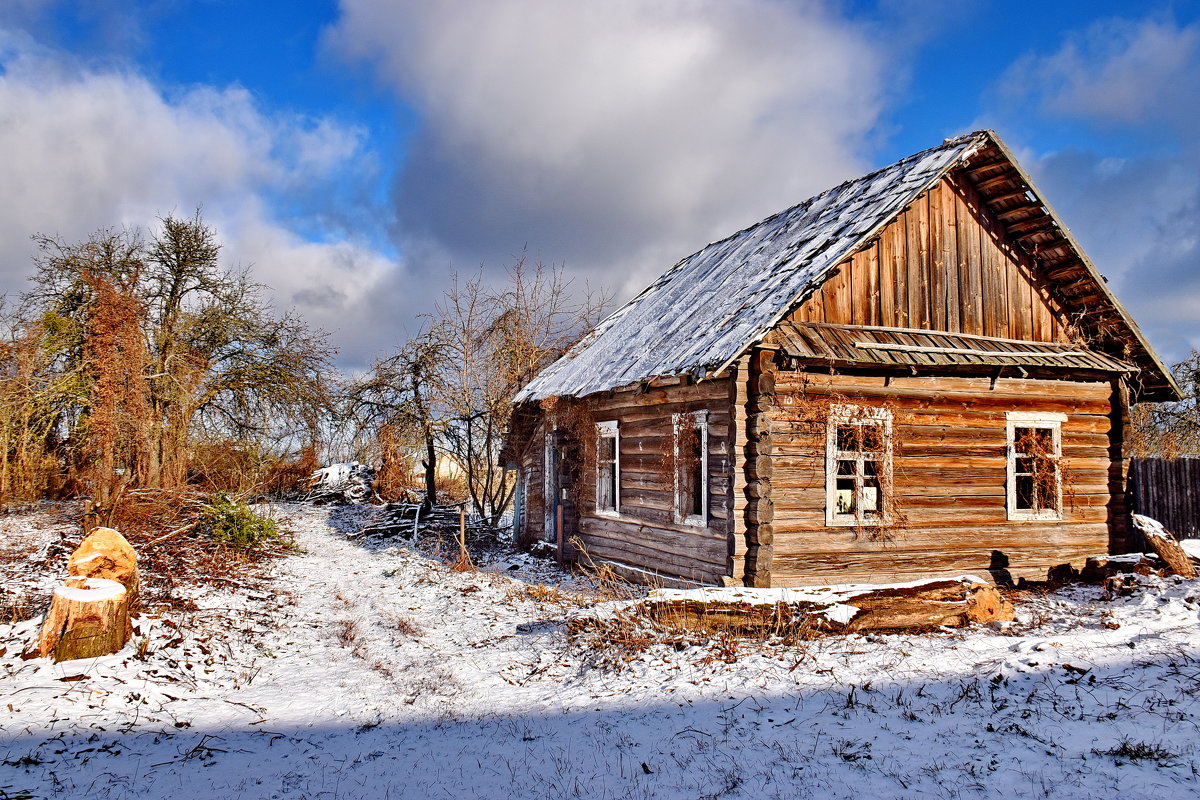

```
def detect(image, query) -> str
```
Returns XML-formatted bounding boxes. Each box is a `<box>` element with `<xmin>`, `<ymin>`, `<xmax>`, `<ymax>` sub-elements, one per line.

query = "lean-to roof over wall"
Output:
<box><xmin>515</xmin><ymin>131</ymin><xmax>1180</xmax><ymax>403</ymax></box>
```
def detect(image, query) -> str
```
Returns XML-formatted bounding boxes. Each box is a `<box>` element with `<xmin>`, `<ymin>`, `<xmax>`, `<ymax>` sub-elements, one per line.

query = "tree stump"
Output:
<box><xmin>30</xmin><ymin>577</ymin><xmax>131</xmax><ymax>662</ymax></box>
<box><xmin>1132</xmin><ymin>514</ymin><xmax>1197</xmax><ymax>578</ymax></box>
<box><xmin>67</xmin><ymin>527</ymin><xmax>139</xmax><ymax>599</ymax></box>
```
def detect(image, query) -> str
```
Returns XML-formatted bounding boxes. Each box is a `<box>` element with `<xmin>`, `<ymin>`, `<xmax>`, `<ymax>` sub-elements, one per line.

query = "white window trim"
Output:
<box><xmin>595</xmin><ymin>420</ymin><xmax>621</xmax><ymax>518</ymax></box>
<box><xmin>672</xmin><ymin>411</ymin><xmax>709</xmax><ymax>527</ymax></box>
<box><xmin>1006</xmin><ymin>411</ymin><xmax>1064</xmax><ymax>521</ymax></box>
<box><xmin>825</xmin><ymin>405</ymin><xmax>893</xmax><ymax>527</ymax></box>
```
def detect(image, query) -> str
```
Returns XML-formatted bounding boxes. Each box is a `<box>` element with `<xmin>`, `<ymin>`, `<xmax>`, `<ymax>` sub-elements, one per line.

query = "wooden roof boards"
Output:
<box><xmin>770</xmin><ymin>322</ymin><xmax>1134</xmax><ymax>374</ymax></box>
<box><xmin>515</xmin><ymin>130</ymin><xmax>1180</xmax><ymax>403</ymax></box>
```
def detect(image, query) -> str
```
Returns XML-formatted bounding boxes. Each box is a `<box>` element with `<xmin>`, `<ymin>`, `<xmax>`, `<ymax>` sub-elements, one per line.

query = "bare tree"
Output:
<box><xmin>434</xmin><ymin>256</ymin><xmax>607</xmax><ymax>523</ymax></box>
<box><xmin>1132</xmin><ymin>349</ymin><xmax>1200</xmax><ymax>458</ymax></box>
<box><xmin>347</xmin><ymin>329</ymin><xmax>449</xmax><ymax>511</ymax></box>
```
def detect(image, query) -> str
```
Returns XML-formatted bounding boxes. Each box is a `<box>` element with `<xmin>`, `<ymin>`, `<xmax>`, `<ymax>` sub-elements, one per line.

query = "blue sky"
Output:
<box><xmin>1</xmin><ymin>0</ymin><xmax>1199</xmax><ymax>371</ymax></box>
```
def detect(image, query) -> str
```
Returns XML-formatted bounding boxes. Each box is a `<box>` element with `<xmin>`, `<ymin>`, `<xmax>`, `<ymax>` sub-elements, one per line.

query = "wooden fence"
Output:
<box><xmin>1128</xmin><ymin>457</ymin><xmax>1200</xmax><ymax>539</ymax></box>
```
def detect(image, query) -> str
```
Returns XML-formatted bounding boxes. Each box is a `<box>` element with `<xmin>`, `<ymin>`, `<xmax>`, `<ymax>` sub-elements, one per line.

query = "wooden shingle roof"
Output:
<box><xmin>516</xmin><ymin>131</ymin><xmax>1179</xmax><ymax>403</ymax></box>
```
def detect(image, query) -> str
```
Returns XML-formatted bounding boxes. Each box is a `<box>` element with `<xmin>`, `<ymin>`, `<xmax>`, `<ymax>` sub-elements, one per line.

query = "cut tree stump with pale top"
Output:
<box><xmin>30</xmin><ymin>577</ymin><xmax>132</xmax><ymax>662</ymax></box>
<box><xmin>67</xmin><ymin>526</ymin><xmax>139</xmax><ymax>598</ymax></box>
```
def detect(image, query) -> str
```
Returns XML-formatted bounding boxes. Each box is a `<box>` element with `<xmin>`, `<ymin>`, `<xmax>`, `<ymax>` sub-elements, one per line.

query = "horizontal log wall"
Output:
<box><xmin>767</xmin><ymin>371</ymin><xmax>1117</xmax><ymax>585</ymax></box>
<box><xmin>791</xmin><ymin>174</ymin><xmax>1070</xmax><ymax>342</ymax></box>
<box><xmin>575</xmin><ymin>379</ymin><xmax>734</xmax><ymax>584</ymax></box>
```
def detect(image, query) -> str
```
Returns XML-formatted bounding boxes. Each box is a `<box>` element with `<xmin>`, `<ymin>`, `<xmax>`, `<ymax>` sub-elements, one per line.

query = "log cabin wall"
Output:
<box><xmin>512</xmin><ymin>420</ymin><xmax>547</xmax><ymax>547</ymax></box>
<box><xmin>791</xmin><ymin>174</ymin><xmax>1072</xmax><ymax>343</ymax></box>
<box><xmin>766</xmin><ymin>370</ymin><xmax>1119</xmax><ymax>585</ymax></box>
<box><xmin>570</xmin><ymin>378</ymin><xmax>734</xmax><ymax>585</ymax></box>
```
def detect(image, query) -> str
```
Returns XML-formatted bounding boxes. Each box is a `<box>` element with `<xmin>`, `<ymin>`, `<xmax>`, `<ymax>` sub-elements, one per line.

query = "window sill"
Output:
<box><xmin>1008</xmin><ymin>510</ymin><xmax>1063</xmax><ymax>522</ymax></box>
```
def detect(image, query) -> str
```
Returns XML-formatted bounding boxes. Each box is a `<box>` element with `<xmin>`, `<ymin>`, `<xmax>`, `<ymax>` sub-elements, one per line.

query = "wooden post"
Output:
<box><xmin>556</xmin><ymin>504</ymin><xmax>564</xmax><ymax>566</ymax></box>
<box><xmin>458</xmin><ymin>505</ymin><xmax>467</xmax><ymax>561</ymax></box>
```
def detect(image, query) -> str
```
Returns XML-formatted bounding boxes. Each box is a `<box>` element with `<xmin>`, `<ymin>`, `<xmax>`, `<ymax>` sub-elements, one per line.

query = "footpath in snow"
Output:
<box><xmin>2</xmin><ymin>503</ymin><xmax>1200</xmax><ymax>799</ymax></box>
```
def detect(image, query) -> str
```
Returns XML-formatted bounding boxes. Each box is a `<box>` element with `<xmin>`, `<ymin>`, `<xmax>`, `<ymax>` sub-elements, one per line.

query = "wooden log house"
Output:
<box><xmin>505</xmin><ymin>130</ymin><xmax>1181</xmax><ymax>587</ymax></box>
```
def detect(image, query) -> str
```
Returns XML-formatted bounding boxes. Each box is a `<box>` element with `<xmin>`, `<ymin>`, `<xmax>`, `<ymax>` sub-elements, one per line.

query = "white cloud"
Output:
<box><xmin>987</xmin><ymin>16</ymin><xmax>1200</xmax><ymax>365</ymax></box>
<box><xmin>327</xmin><ymin>0</ymin><xmax>889</xmax><ymax>297</ymax></box>
<box><xmin>0</xmin><ymin>30</ymin><xmax>401</xmax><ymax>368</ymax></box>
<box><xmin>1002</xmin><ymin>17</ymin><xmax>1200</xmax><ymax>128</ymax></box>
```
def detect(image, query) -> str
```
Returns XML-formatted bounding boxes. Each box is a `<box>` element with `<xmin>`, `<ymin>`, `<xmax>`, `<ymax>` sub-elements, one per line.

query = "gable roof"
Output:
<box><xmin>516</xmin><ymin>130</ymin><xmax>1180</xmax><ymax>403</ymax></box>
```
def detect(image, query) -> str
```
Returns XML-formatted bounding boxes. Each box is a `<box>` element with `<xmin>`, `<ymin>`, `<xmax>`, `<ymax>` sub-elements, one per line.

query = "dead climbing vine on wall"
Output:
<box><xmin>538</xmin><ymin>395</ymin><xmax>596</xmax><ymax>512</ymax></box>
<box><xmin>786</xmin><ymin>375</ymin><xmax>907</xmax><ymax>543</ymax></box>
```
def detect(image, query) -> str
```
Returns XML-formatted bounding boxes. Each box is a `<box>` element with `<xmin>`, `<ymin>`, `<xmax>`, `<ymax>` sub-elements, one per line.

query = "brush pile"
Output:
<box><xmin>307</xmin><ymin>461</ymin><xmax>375</xmax><ymax>503</ymax></box>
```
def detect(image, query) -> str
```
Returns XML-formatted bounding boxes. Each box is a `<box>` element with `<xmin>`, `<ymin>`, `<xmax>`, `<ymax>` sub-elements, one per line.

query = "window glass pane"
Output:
<box><xmin>690</xmin><ymin>462</ymin><xmax>704</xmax><ymax>516</ymax></box>
<box><xmin>836</xmin><ymin>425</ymin><xmax>857</xmax><ymax>452</ymax></box>
<box><xmin>598</xmin><ymin>436</ymin><xmax>615</xmax><ymax>463</ymax></box>
<box><xmin>836</xmin><ymin>478</ymin><xmax>855</xmax><ymax>514</ymax></box>
<box><xmin>863</xmin><ymin>459</ymin><xmax>878</xmax><ymax>477</ymax></box>
<box><xmin>1016</xmin><ymin>474</ymin><xmax>1035</xmax><ymax>510</ymax></box>
<box><xmin>861</xmin><ymin>478</ymin><xmax>880</xmax><ymax>514</ymax></box>
<box><xmin>837</xmin><ymin>459</ymin><xmax>856</xmax><ymax>476</ymax></box>
<box><xmin>597</xmin><ymin>462</ymin><xmax>614</xmax><ymax>510</ymax></box>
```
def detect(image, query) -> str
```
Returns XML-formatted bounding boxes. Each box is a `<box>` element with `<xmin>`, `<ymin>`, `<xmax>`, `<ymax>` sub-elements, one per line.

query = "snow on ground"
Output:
<box><xmin>3</xmin><ymin>503</ymin><xmax>1200</xmax><ymax>799</ymax></box>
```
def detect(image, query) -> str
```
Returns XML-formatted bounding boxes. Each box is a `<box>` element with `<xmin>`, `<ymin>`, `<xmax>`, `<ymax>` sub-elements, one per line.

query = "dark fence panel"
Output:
<box><xmin>1129</xmin><ymin>457</ymin><xmax>1200</xmax><ymax>540</ymax></box>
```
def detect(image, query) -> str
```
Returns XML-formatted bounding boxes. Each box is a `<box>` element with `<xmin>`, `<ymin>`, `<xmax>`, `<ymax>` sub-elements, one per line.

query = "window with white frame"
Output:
<box><xmin>673</xmin><ymin>411</ymin><xmax>708</xmax><ymax>526</ymax></box>
<box><xmin>1006</xmin><ymin>411</ymin><xmax>1064</xmax><ymax>520</ymax></box>
<box><xmin>826</xmin><ymin>406</ymin><xmax>892</xmax><ymax>527</ymax></box>
<box><xmin>595</xmin><ymin>420</ymin><xmax>620</xmax><ymax>515</ymax></box>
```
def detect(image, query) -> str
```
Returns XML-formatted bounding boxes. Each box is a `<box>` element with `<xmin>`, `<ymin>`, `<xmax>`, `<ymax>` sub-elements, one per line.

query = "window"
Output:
<box><xmin>1006</xmin><ymin>412</ymin><xmax>1064</xmax><ymax>520</ymax></box>
<box><xmin>673</xmin><ymin>411</ymin><xmax>708</xmax><ymax>526</ymax></box>
<box><xmin>595</xmin><ymin>420</ymin><xmax>620</xmax><ymax>516</ymax></box>
<box><xmin>826</xmin><ymin>406</ymin><xmax>892</xmax><ymax>527</ymax></box>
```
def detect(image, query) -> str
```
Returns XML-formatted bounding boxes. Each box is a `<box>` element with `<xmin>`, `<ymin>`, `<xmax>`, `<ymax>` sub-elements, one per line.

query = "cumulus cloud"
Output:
<box><xmin>988</xmin><ymin>16</ymin><xmax>1200</xmax><ymax>363</ymax></box>
<box><xmin>0</xmin><ymin>30</ymin><xmax>402</xmax><ymax>369</ymax></box>
<box><xmin>1003</xmin><ymin>17</ymin><xmax>1200</xmax><ymax>129</ymax></box>
<box><xmin>327</xmin><ymin>0</ymin><xmax>889</xmax><ymax>298</ymax></box>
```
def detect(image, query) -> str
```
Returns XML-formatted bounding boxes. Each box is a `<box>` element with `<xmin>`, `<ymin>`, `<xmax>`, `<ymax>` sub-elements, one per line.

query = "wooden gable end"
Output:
<box><xmin>790</xmin><ymin>173</ymin><xmax>1072</xmax><ymax>342</ymax></box>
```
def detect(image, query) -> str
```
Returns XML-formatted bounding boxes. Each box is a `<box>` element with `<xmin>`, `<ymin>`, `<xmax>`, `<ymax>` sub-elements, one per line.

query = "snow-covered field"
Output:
<box><xmin>3</xmin><ymin>504</ymin><xmax>1200</xmax><ymax>799</ymax></box>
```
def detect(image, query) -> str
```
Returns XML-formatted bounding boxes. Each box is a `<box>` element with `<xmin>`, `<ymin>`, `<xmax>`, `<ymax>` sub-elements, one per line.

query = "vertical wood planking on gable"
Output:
<box><xmin>879</xmin><ymin>226</ymin><xmax>896</xmax><ymax>325</ymax></box>
<box><xmin>896</xmin><ymin>210</ymin><xmax>910</xmax><ymax>327</ymax></box>
<box><xmin>954</xmin><ymin>177</ymin><xmax>980</xmax><ymax>335</ymax></box>
<box><xmin>865</xmin><ymin>247</ymin><xmax>880</xmax><ymax>327</ymax></box>
<box><xmin>928</xmin><ymin>181</ymin><xmax>947</xmax><ymax>330</ymax></box>
<box><xmin>905</xmin><ymin>206</ymin><xmax>922</xmax><ymax>329</ymax></box>
<box><xmin>940</xmin><ymin>180</ymin><xmax>961</xmax><ymax>332</ymax></box>
<box><xmin>785</xmin><ymin>173</ymin><xmax>1074</xmax><ymax>343</ymax></box>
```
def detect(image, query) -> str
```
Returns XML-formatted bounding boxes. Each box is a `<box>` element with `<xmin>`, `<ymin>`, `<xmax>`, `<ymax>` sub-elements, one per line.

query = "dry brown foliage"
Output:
<box><xmin>99</xmin><ymin>489</ymin><xmax>289</xmax><ymax>613</ymax></box>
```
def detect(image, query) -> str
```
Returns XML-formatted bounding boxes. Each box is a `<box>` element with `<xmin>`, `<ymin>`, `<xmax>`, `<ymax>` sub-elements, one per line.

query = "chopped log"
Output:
<box><xmin>68</xmin><ymin>527</ymin><xmax>139</xmax><ymax>599</ymax></box>
<box><xmin>840</xmin><ymin>580</ymin><xmax>1013</xmax><ymax>633</ymax></box>
<box><xmin>1080</xmin><ymin>553</ymin><xmax>1156</xmax><ymax>583</ymax></box>
<box><xmin>1132</xmin><ymin>514</ymin><xmax>1197</xmax><ymax>578</ymax></box>
<box><xmin>642</xmin><ymin>577</ymin><xmax>1014</xmax><ymax>637</ymax></box>
<box><xmin>30</xmin><ymin>577</ymin><xmax>132</xmax><ymax>662</ymax></box>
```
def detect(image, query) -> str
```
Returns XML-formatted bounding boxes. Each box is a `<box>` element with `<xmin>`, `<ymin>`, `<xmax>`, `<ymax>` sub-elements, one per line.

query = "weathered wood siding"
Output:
<box><xmin>767</xmin><ymin>371</ymin><xmax>1118</xmax><ymax>585</ymax></box>
<box><xmin>791</xmin><ymin>174</ymin><xmax>1071</xmax><ymax>342</ymax></box>
<box><xmin>1129</xmin><ymin>457</ymin><xmax>1200</xmax><ymax>540</ymax></box>
<box><xmin>513</xmin><ymin>420</ymin><xmax>549</xmax><ymax>547</ymax></box>
<box><xmin>575</xmin><ymin>379</ymin><xmax>734</xmax><ymax>584</ymax></box>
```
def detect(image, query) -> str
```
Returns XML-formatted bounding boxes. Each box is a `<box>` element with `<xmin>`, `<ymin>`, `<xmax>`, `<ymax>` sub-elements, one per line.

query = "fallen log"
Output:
<box><xmin>1132</xmin><ymin>514</ymin><xmax>1197</xmax><ymax>578</ymax></box>
<box><xmin>29</xmin><ymin>577</ymin><xmax>132</xmax><ymax>662</ymax></box>
<box><xmin>642</xmin><ymin>576</ymin><xmax>1014</xmax><ymax>637</ymax></box>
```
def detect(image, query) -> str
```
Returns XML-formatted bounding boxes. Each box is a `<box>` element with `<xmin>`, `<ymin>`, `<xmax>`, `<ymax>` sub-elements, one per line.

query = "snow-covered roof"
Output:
<box><xmin>516</xmin><ymin>132</ymin><xmax>989</xmax><ymax>401</ymax></box>
<box><xmin>516</xmin><ymin>130</ymin><xmax>1179</xmax><ymax>402</ymax></box>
